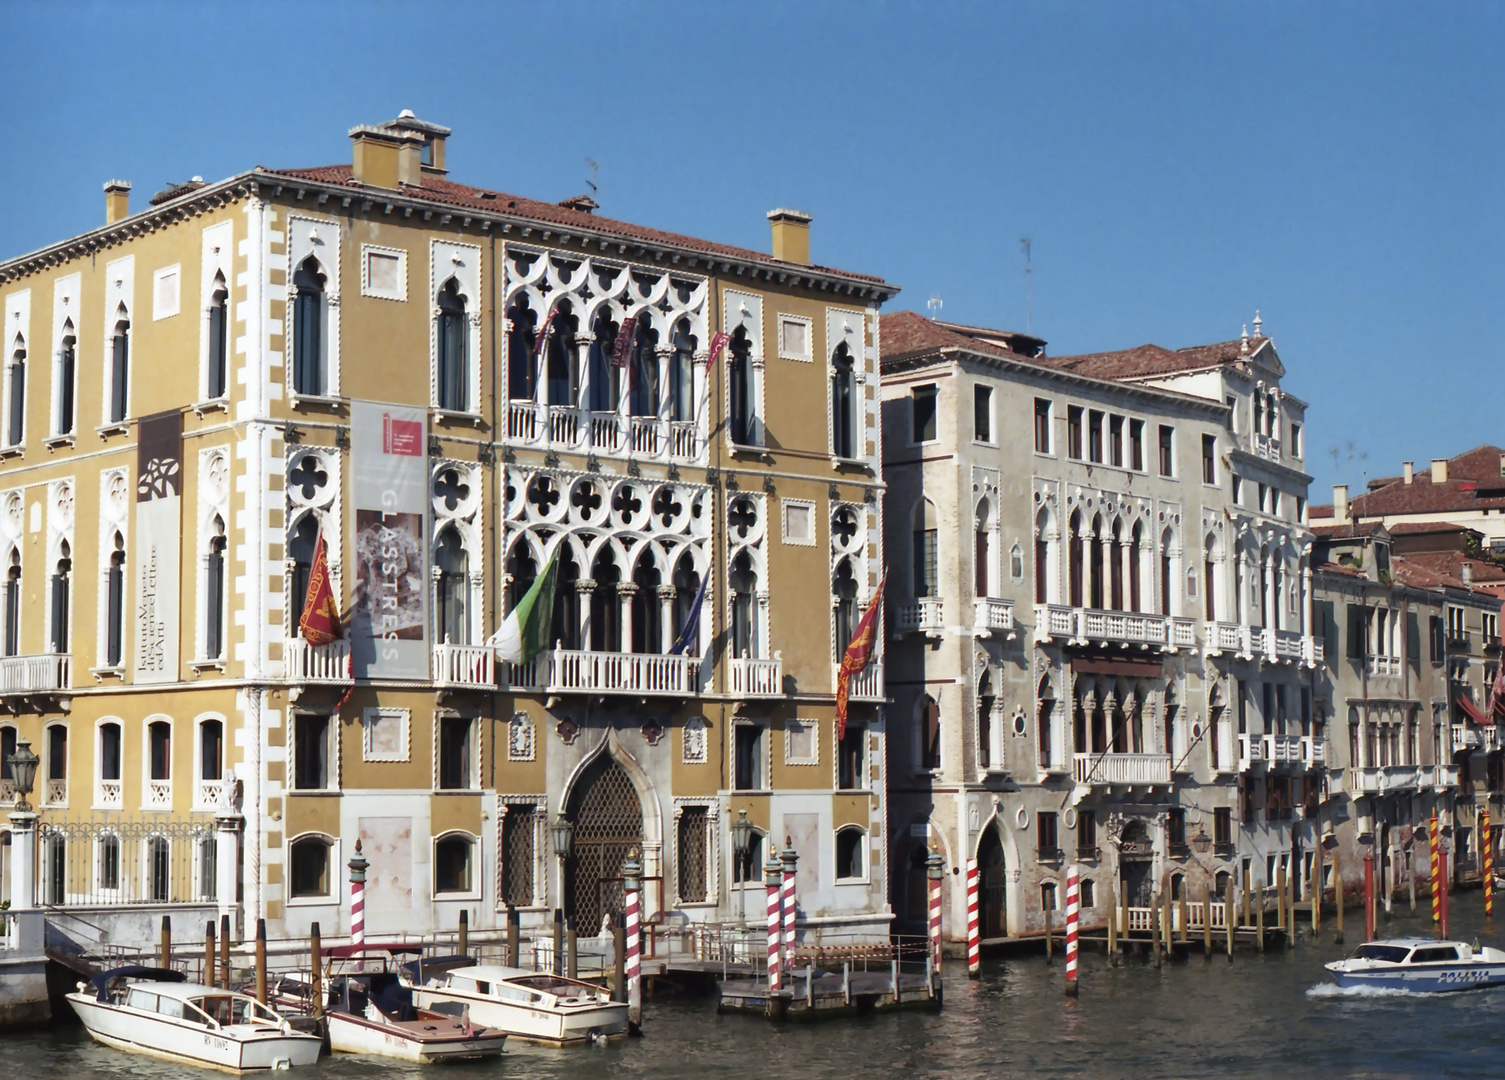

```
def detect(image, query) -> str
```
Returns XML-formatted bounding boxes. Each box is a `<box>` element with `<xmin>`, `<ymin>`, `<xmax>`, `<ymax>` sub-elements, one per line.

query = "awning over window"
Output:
<box><xmin>1457</xmin><ymin>695</ymin><xmax>1488</xmax><ymax>725</ymax></box>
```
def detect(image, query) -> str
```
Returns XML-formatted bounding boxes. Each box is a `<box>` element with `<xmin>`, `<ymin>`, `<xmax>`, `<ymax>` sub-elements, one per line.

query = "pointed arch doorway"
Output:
<box><xmin>566</xmin><ymin>754</ymin><xmax>645</xmax><ymax>934</ymax></box>
<box><xmin>978</xmin><ymin>826</ymin><xmax>1008</xmax><ymax>938</ymax></box>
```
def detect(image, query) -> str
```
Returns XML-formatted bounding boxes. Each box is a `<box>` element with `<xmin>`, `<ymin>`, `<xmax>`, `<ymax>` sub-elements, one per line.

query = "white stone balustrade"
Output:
<box><xmin>1072</xmin><ymin>752</ymin><xmax>1171</xmax><ymax>785</ymax></box>
<box><xmin>728</xmin><ymin>655</ymin><xmax>782</xmax><ymax>698</ymax></box>
<box><xmin>894</xmin><ymin>598</ymin><xmax>945</xmax><ymax>636</ymax></box>
<box><xmin>433</xmin><ymin>642</ymin><xmax>496</xmax><ymax>688</ymax></box>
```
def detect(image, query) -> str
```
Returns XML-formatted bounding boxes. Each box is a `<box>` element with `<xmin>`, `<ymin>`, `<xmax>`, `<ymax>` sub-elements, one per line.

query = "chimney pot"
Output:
<box><xmin>1431</xmin><ymin>459</ymin><xmax>1448</xmax><ymax>484</ymax></box>
<box><xmin>767</xmin><ymin>208</ymin><xmax>812</xmax><ymax>266</ymax></box>
<box><xmin>1403</xmin><ymin>461</ymin><xmax>1414</xmax><ymax>485</ymax></box>
<box><xmin>1463</xmin><ymin>562</ymin><xmax>1474</xmax><ymax>586</ymax></box>
<box><xmin>1333</xmin><ymin>484</ymin><xmax>1349</xmax><ymax>522</ymax></box>
<box><xmin>104</xmin><ymin>180</ymin><xmax>131</xmax><ymax>224</ymax></box>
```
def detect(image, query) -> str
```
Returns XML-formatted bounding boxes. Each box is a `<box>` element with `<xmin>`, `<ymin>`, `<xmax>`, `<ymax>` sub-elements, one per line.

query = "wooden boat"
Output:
<box><xmin>1325</xmin><ymin>937</ymin><xmax>1505</xmax><ymax>992</ymax></box>
<box><xmin>67</xmin><ymin>966</ymin><xmax>323</xmax><ymax>1072</ymax></box>
<box><xmin>403</xmin><ymin>956</ymin><xmax>628</xmax><ymax>1045</ymax></box>
<box><xmin>274</xmin><ymin>946</ymin><xmax>507</xmax><ymax>1064</ymax></box>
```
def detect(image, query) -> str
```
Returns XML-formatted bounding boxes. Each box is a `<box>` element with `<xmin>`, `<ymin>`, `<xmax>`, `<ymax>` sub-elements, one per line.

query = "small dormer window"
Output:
<box><xmin>1376</xmin><ymin>543</ymin><xmax>1390</xmax><ymax>577</ymax></box>
<box><xmin>421</xmin><ymin>139</ymin><xmax>434</xmax><ymax>167</ymax></box>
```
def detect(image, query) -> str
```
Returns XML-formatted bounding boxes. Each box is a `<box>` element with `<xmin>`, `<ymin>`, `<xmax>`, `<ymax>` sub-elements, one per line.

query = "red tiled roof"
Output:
<box><xmin>1310</xmin><ymin>523</ymin><xmax>1386</xmax><ymax>540</ymax></box>
<box><xmin>879</xmin><ymin>310</ymin><xmax>1037</xmax><ymax>364</ymax></box>
<box><xmin>1039</xmin><ymin>336</ymin><xmax>1268</xmax><ymax>380</ymax></box>
<box><xmin>262</xmin><ymin>165</ymin><xmax>888</xmax><ymax>286</ymax></box>
<box><xmin>1347</xmin><ymin>445</ymin><xmax>1505</xmax><ymax>518</ymax></box>
<box><xmin>1390</xmin><ymin>550</ymin><xmax>1505</xmax><ymax>590</ymax></box>
<box><xmin>1387</xmin><ymin>521</ymin><xmax>1479</xmax><ymax>536</ymax></box>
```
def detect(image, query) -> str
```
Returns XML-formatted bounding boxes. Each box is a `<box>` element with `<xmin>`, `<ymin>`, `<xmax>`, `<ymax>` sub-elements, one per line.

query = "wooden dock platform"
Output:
<box><xmin>717</xmin><ymin>965</ymin><xmax>939</xmax><ymax>1020</ymax></box>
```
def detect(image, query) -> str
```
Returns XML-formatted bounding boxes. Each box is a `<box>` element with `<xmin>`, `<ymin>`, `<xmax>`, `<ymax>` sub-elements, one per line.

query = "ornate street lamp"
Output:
<box><xmin>8</xmin><ymin>737</ymin><xmax>39</xmax><ymax>815</ymax></box>
<box><xmin>1191</xmin><ymin>827</ymin><xmax>1212</xmax><ymax>854</ymax></box>
<box><xmin>731</xmin><ymin>808</ymin><xmax>753</xmax><ymax>928</ymax></box>
<box><xmin>551</xmin><ymin>813</ymin><xmax>575</xmax><ymax>861</ymax></box>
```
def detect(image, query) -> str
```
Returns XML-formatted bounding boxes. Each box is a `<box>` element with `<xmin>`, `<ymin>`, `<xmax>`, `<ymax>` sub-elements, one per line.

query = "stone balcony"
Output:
<box><xmin>1205</xmin><ymin>623</ymin><xmax>1322</xmax><ymax>668</ymax></box>
<box><xmin>285</xmin><ymin>638</ymin><xmax>352</xmax><ymax>683</ymax></box>
<box><xmin>1346</xmin><ymin>766</ymin><xmax>1423</xmax><ymax>794</ymax></box>
<box><xmin>0</xmin><ymin>652</ymin><xmax>71</xmax><ymax>700</ymax></box>
<box><xmin>1263</xmin><ymin>733</ymin><xmax>1303</xmax><ymax>766</ymax></box>
<box><xmin>433</xmin><ymin>642</ymin><xmax>496</xmax><ymax>689</ymax></box>
<box><xmin>728</xmin><ymin>655</ymin><xmax>783</xmax><ymax>699</ymax></box>
<box><xmin>506</xmin><ymin>402</ymin><xmax>703</xmax><ymax>464</ymax></box>
<box><xmin>974</xmin><ymin>598</ymin><xmax>1016</xmax><ymax>639</ymax></box>
<box><xmin>1365</xmin><ymin>654</ymin><xmax>1402</xmax><ymax>677</ymax></box>
<box><xmin>841</xmin><ymin>660</ymin><xmax>885</xmax><ymax>702</ymax></box>
<box><xmin>1072</xmin><ymin>752</ymin><xmax>1171</xmax><ymax>786</ymax></box>
<box><xmin>1238</xmin><ymin>733</ymin><xmax>1264</xmax><ymax>771</ymax></box>
<box><xmin>893</xmin><ymin>598</ymin><xmax>945</xmax><ymax>637</ymax></box>
<box><xmin>1034</xmin><ymin>605</ymin><xmax>1195</xmax><ymax>651</ymax></box>
<box><xmin>1301</xmin><ymin>735</ymin><xmax>1328</xmax><ymax>769</ymax></box>
<box><xmin>506</xmin><ymin>649</ymin><xmax>701</xmax><ymax>697</ymax></box>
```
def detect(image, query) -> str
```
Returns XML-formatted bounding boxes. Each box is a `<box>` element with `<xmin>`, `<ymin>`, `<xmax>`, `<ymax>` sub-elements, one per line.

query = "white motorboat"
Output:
<box><xmin>403</xmin><ymin>956</ymin><xmax>629</xmax><ymax>1045</ymax></box>
<box><xmin>289</xmin><ymin>945</ymin><xmax>507</xmax><ymax>1063</ymax></box>
<box><xmin>67</xmin><ymin>966</ymin><xmax>323</xmax><ymax>1072</ymax></box>
<box><xmin>1325</xmin><ymin>937</ymin><xmax>1505</xmax><ymax>992</ymax></box>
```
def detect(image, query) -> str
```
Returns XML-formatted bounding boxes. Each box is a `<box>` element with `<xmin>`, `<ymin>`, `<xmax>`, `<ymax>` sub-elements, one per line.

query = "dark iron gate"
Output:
<box><xmin>979</xmin><ymin>829</ymin><xmax>1008</xmax><ymax>938</ymax></box>
<box><xmin>566</xmin><ymin>755</ymin><xmax>644</xmax><ymax>934</ymax></box>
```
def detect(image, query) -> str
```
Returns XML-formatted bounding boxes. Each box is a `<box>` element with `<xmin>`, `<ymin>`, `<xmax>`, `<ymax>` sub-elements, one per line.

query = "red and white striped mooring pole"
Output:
<box><xmin>1065</xmin><ymin>864</ymin><xmax>1080</xmax><ymax>997</ymax></box>
<box><xmin>623</xmin><ymin>848</ymin><xmax>643</xmax><ymax>1029</ymax></box>
<box><xmin>765</xmin><ymin>854</ymin><xmax>784</xmax><ymax>992</ymax></box>
<box><xmin>926</xmin><ymin>847</ymin><xmax>944</xmax><ymax>984</ymax></box>
<box><xmin>780</xmin><ymin>841</ymin><xmax>798</xmax><ymax>974</ymax></box>
<box><xmin>966</xmin><ymin>858</ymin><xmax>981</xmax><ymax>977</ymax></box>
<box><xmin>347</xmin><ymin>840</ymin><xmax>368</xmax><ymax>971</ymax></box>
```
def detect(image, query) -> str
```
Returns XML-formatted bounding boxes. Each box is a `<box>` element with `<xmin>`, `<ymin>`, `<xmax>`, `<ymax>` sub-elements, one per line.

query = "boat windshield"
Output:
<box><xmin>194</xmin><ymin>994</ymin><xmax>278</xmax><ymax>1026</ymax></box>
<box><xmin>1351</xmin><ymin>945</ymin><xmax>1412</xmax><ymax>963</ymax></box>
<box><xmin>1410</xmin><ymin>946</ymin><xmax>1461</xmax><ymax>964</ymax></box>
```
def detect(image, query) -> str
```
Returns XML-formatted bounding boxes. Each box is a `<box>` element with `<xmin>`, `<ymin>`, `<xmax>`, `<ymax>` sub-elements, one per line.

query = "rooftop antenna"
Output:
<box><xmin>1020</xmin><ymin>237</ymin><xmax>1033</xmax><ymax>335</ymax></box>
<box><xmin>927</xmin><ymin>295</ymin><xmax>943</xmax><ymax>321</ymax></box>
<box><xmin>585</xmin><ymin>157</ymin><xmax>599</xmax><ymax>198</ymax></box>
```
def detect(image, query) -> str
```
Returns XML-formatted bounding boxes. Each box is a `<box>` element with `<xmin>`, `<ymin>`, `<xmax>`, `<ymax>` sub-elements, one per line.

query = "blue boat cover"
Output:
<box><xmin>87</xmin><ymin>965</ymin><xmax>186</xmax><ymax>1002</ymax></box>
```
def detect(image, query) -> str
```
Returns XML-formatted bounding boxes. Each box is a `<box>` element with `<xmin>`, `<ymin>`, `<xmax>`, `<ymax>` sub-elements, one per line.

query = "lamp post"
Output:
<box><xmin>8</xmin><ymin>737</ymin><xmax>38</xmax><ymax>815</ymax></box>
<box><xmin>731</xmin><ymin>808</ymin><xmax>752</xmax><ymax>929</ymax></box>
<box><xmin>551</xmin><ymin>813</ymin><xmax>574</xmax><ymax>923</ymax></box>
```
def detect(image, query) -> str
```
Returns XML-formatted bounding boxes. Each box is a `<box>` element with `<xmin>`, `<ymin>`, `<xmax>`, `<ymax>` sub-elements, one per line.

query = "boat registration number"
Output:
<box><xmin>202</xmin><ymin>1034</ymin><xmax>230</xmax><ymax>1051</ymax></box>
<box><xmin>1437</xmin><ymin>969</ymin><xmax>1491</xmax><ymax>984</ymax></box>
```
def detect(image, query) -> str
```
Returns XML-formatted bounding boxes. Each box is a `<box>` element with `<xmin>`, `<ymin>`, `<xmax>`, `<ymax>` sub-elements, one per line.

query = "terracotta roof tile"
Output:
<box><xmin>1347</xmin><ymin>445</ymin><xmax>1505</xmax><ymax>518</ymax></box>
<box><xmin>262</xmin><ymin>166</ymin><xmax>888</xmax><ymax>286</ymax></box>
<box><xmin>879</xmin><ymin>310</ymin><xmax>1037</xmax><ymax>364</ymax></box>
<box><xmin>1039</xmin><ymin>337</ymin><xmax>1268</xmax><ymax>380</ymax></box>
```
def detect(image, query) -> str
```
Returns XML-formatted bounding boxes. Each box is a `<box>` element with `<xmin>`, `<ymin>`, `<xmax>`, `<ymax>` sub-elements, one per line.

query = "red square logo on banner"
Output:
<box><xmin>383</xmin><ymin>414</ymin><xmax>423</xmax><ymax>456</ymax></box>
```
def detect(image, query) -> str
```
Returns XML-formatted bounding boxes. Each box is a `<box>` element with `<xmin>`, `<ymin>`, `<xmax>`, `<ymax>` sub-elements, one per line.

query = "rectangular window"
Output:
<box><xmin>1296</xmin><ymin>496</ymin><xmax>1305</xmax><ymax>522</ymax></box>
<box><xmin>677</xmin><ymin>806</ymin><xmax>709</xmax><ymax>903</ymax></box>
<box><xmin>1213</xmin><ymin>807</ymin><xmax>1232</xmax><ymax>849</ymax></box>
<box><xmin>1202</xmin><ymin>434</ymin><xmax>1217</xmax><ymax>484</ymax></box>
<box><xmin>1037</xmin><ymin>812</ymin><xmax>1059</xmax><ymax>861</ymax></box>
<box><xmin>1167</xmin><ymin>808</ymin><xmax>1187</xmax><ymax>854</ymax></box>
<box><xmin>1088</xmin><ymin>410</ymin><xmax>1104</xmax><ymax>463</ymax></box>
<box><xmin>912</xmin><ymin>385</ymin><xmax>937</xmax><ymax>443</ymax></box>
<box><xmin>1109</xmin><ymin>415</ymin><xmax>1124</xmax><ymax>467</ymax></box>
<box><xmin>1258</xmin><ymin>483</ymin><xmax>1268</xmax><ymax>514</ymax></box>
<box><xmin>1232</xmin><ymin>474</ymin><xmax>1242</xmax><ymax>505</ymax></box>
<box><xmin>973</xmin><ymin>385</ymin><xmax>992</xmax><ymax>443</ymax></box>
<box><xmin>1129</xmin><ymin>419</ymin><xmax>1144</xmax><ymax>471</ymax></box>
<box><xmin>1348</xmin><ymin>605</ymin><xmax>1366</xmax><ymax>659</ymax></box>
<box><xmin>913</xmin><ymin>529</ymin><xmax>938</xmax><ymax>597</ymax></box>
<box><xmin>292</xmin><ymin>714</ymin><xmax>329</xmax><ymax>790</ymax></box>
<box><xmin>438</xmin><ymin>716</ymin><xmax>474</xmax><ymax>790</ymax></box>
<box><xmin>1431</xmin><ymin>615</ymin><xmax>1445</xmax><ymax>662</ymax></box>
<box><xmin>1158</xmin><ymin>425</ymin><xmax>1174</xmax><ymax>477</ymax></box>
<box><xmin>838</xmin><ymin>725</ymin><xmax>865</xmax><ymax>790</ymax></box>
<box><xmin>1226</xmin><ymin>394</ymin><xmax>1237</xmax><ymax>433</ymax></box>
<box><xmin>1034</xmin><ymin>398</ymin><xmax>1052</xmax><ymax>453</ymax></box>
<box><xmin>501</xmin><ymin>807</ymin><xmax>537</xmax><ymax>906</ymax></box>
<box><xmin>734</xmin><ymin>724</ymin><xmax>764</xmax><ymax>790</ymax></box>
<box><xmin>1077</xmin><ymin>809</ymin><xmax>1097</xmax><ymax>859</ymax></box>
<box><xmin>1067</xmin><ymin>405</ymin><xmax>1084</xmax><ymax>459</ymax></box>
<box><xmin>1290</xmin><ymin>422</ymin><xmax>1302</xmax><ymax>457</ymax></box>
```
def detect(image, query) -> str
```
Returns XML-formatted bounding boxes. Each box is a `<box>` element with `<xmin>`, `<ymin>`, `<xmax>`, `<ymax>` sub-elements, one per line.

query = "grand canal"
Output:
<box><xmin>6</xmin><ymin>898</ymin><xmax>1504</xmax><ymax>1080</ymax></box>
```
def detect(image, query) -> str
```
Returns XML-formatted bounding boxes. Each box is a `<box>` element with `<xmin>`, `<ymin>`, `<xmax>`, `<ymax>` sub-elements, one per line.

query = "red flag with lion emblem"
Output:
<box><xmin>836</xmin><ymin>570</ymin><xmax>888</xmax><ymax>740</ymax></box>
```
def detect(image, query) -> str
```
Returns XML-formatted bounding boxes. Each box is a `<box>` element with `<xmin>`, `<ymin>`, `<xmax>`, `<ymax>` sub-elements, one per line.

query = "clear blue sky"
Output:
<box><xmin>4</xmin><ymin>1</ymin><xmax>1498</xmax><ymax>498</ymax></box>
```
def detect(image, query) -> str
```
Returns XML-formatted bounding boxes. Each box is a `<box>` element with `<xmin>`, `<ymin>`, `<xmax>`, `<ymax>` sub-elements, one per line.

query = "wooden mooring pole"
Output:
<box><xmin>1363</xmin><ymin>851</ymin><xmax>1376</xmax><ymax>942</ymax></box>
<box><xmin>612</xmin><ymin>914</ymin><xmax>626</xmax><ymax>1003</ymax></box>
<box><xmin>1224</xmin><ymin>876</ymin><xmax>1235</xmax><ymax>961</ymax></box>
<box><xmin>160</xmin><ymin>915</ymin><xmax>172</xmax><ymax>970</ymax></box>
<box><xmin>1120</xmin><ymin>880</ymin><xmax>1129</xmax><ymax>958</ymax></box>
<box><xmin>310</xmin><ymin>922</ymin><xmax>323</xmax><ymax>1020</ymax></box>
<box><xmin>1202</xmin><ymin>883</ymin><xmax>1212</xmax><ymax>958</ymax></box>
<box><xmin>566</xmin><ymin>917</ymin><xmax>578</xmax><ymax>980</ymax></box>
<box><xmin>204</xmin><ymin>920</ymin><xmax>215</xmax><ymax>987</ymax></box>
<box><xmin>219</xmin><ymin>914</ymin><xmax>231</xmax><ymax>989</ymax></box>
<box><xmin>1312</xmin><ymin>848</ymin><xmax>1322</xmax><ymax>935</ymax></box>
<box><xmin>507</xmin><ymin>908</ymin><xmax>521</xmax><ymax>967</ymax></box>
<box><xmin>1044</xmin><ymin>904</ymin><xmax>1053</xmax><ymax>965</ymax></box>
<box><xmin>458</xmin><ymin>909</ymin><xmax>469</xmax><ymax>956</ymax></box>
<box><xmin>1334</xmin><ymin>850</ymin><xmax>1345</xmax><ymax>945</ymax></box>
<box><xmin>1276</xmin><ymin>862</ymin><xmax>1287</xmax><ymax>934</ymax></box>
<box><xmin>1106</xmin><ymin>889</ymin><xmax>1117</xmax><ymax>960</ymax></box>
<box><xmin>254</xmin><ymin>918</ymin><xmax>268</xmax><ymax>1005</ymax></box>
<box><xmin>1151</xmin><ymin>889</ymin><xmax>1162</xmax><ymax>969</ymax></box>
<box><xmin>1255</xmin><ymin>878</ymin><xmax>1265</xmax><ymax>952</ymax></box>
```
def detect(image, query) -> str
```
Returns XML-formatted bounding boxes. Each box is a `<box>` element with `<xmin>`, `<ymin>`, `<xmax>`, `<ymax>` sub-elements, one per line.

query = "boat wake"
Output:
<box><xmin>1306</xmin><ymin>982</ymin><xmax>1421</xmax><ymax>1000</ymax></box>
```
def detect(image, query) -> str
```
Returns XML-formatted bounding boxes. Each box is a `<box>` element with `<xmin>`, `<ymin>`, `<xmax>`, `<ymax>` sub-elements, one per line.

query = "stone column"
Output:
<box><xmin>7</xmin><ymin>812</ymin><xmax>36</xmax><ymax>912</ymax></box>
<box><xmin>216</xmin><ymin>812</ymin><xmax>244</xmax><ymax>936</ymax></box>
<box><xmin>618</xmin><ymin>583</ymin><xmax>638</xmax><ymax>654</ymax></box>
<box><xmin>576</xmin><ymin>579</ymin><xmax>596</xmax><ymax>650</ymax></box>
<box><xmin>656</xmin><ymin>586</ymin><xmax>677</xmax><ymax>654</ymax></box>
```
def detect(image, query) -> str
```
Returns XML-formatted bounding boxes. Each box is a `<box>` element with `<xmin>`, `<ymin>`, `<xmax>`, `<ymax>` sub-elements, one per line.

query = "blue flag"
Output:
<box><xmin>668</xmin><ymin>573</ymin><xmax>710</xmax><ymax>656</ymax></box>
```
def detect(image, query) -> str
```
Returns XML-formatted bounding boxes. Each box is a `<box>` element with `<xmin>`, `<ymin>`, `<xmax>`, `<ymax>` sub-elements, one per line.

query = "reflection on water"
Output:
<box><xmin>11</xmin><ymin>896</ymin><xmax>1505</xmax><ymax>1080</ymax></box>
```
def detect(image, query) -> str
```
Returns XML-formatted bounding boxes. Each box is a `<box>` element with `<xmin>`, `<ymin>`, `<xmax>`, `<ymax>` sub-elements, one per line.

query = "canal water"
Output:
<box><xmin>7</xmin><ymin>897</ymin><xmax>1505</xmax><ymax>1080</ymax></box>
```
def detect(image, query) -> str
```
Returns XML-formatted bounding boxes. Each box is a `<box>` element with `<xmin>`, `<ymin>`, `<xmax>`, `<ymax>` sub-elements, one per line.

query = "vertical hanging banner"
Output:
<box><xmin>350</xmin><ymin>401</ymin><xmax>429</xmax><ymax>679</ymax></box>
<box><xmin>134</xmin><ymin>410</ymin><xmax>183</xmax><ymax>683</ymax></box>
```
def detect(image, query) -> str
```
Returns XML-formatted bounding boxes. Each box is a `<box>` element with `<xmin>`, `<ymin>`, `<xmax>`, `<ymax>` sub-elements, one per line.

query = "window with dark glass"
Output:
<box><xmin>206</xmin><ymin>523</ymin><xmax>226</xmax><ymax>660</ymax></box>
<box><xmin>1109</xmin><ymin>415</ymin><xmax>1124</xmax><ymax>466</ymax></box>
<box><xmin>106</xmin><ymin>533</ymin><xmax>125</xmax><ymax>666</ymax></box>
<box><xmin>289</xmin><ymin>516</ymin><xmax>319</xmax><ymax>636</ymax></box>
<box><xmin>728</xmin><ymin>327</ymin><xmax>755</xmax><ymax>445</ymax></box>
<box><xmin>734</xmin><ymin>724</ymin><xmax>764</xmax><ymax>790</ymax></box>
<box><xmin>1067</xmin><ymin>405</ymin><xmax>1084</xmax><ymax>459</ymax></box>
<box><xmin>833</xmin><ymin>558</ymin><xmax>857</xmax><ymax>655</ymax></box>
<box><xmin>100</xmin><ymin>722</ymin><xmax>121</xmax><ymax>783</ymax></box>
<box><xmin>1202</xmin><ymin>434</ymin><xmax>1217</xmax><ymax>484</ymax></box>
<box><xmin>838</xmin><ymin>724</ymin><xmax>865</xmax><ymax>790</ymax></box>
<box><xmin>586</xmin><ymin>314</ymin><xmax>619</xmax><ymax>413</ymax></box>
<box><xmin>47</xmin><ymin>723</ymin><xmax>67</xmax><ymax>784</ymax></box>
<box><xmin>435</xmin><ymin>278</ymin><xmax>469</xmax><ymax>412</ymax></box>
<box><xmin>974</xmin><ymin>385</ymin><xmax>992</xmax><ymax>442</ymax></box>
<box><xmin>207</xmin><ymin>279</ymin><xmax>229</xmax><ymax>400</ymax></box>
<box><xmin>50</xmin><ymin>542</ymin><xmax>69</xmax><ymax>653</ymax></box>
<box><xmin>729</xmin><ymin>549</ymin><xmax>757</xmax><ymax>660</ymax></box>
<box><xmin>501</xmin><ymin>807</ymin><xmax>537</xmax><ymax>905</ymax></box>
<box><xmin>200</xmin><ymin>719</ymin><xmax>223</xmax><ymax>782</ymax></box>
<box><xmin>56</xmin><ymin>326</ymin><xmax>76</xmax><ymax>435</ymax></box>
<box><xmin>920</xmin><ymin>696</ymin><xmax>941</xmax><ymax>770</ymax></box>
<box><xmin>1034</xmin><ymin>398</ymin><xmax>1052</xmax><ymax>453</ymax></box>
<box><xmin>438</xmin><ymin>716</ymin><xmax>474</xmax><ymax>790</ymax></box>
<box><xmin>669</xmin><ymin>321</ymin><xmax>695</xmax><ymax>423</ymax></box>
<box><xmin>435</xmin><ymin>527</ymin><xmax>469</xmax><ymax>646</ymax></box>
<box><xmin>0</xmin><ymin>726</ymin><xmax>13</xmax><ymax>783</ymax></box>
<box><xmin>289</xmin><ymin>837</ymin><xmax>330</xmax><ymax>898</ymax></box>
<box><xmin>1088</xmin><ymin>410</ymin><xmax>1104</xmax><ymax>463</ymax></box>
<box><xmin>913</xmin><ymin>529</ymin><xmax>938</xmax><ymax>597</ymax></box>
<box><xmin>1158</xmin><ymin>425</ymin><xmax>1174</xmax><ymax>476</ymax></box>
<box><xmin>435</xmin><ymin>835</ymin><xmax>474</xmax><ymax>894</ymax></box>
<box><xmin>1214</xmin><ymin>807</ymin><xmax>1232</xmax><ymax>850</ymax></box>
<box><xmin>4</xmin><ymin>550</ymin><xmax>19</xmax><ymax>657</ymax></box>
<box><xmin>292</xmin><ymin>257</ymin><xmax>326</xmax><ymax>396</ymax></box>
<box><xmin>547</xmin><ymin>303</ymin><xmax>580</xmax><ymax>409</ymax></box>
<box><xmin>7</xmin><ymin>341</ymin><xmax>24</xmax><ymax>447</ymax></box>
<box><xmin>1168</xmin><ymin>808</ymin><xmax>1187</xmax><ymax>853</ymax></box>
<box><xmin>832</xmin><ymin>345</ymin><xmax>859</xmax><ymax>456</ymax></box>
<box><xmin>109</xmin><ymin>316</ymin><xmax>130</xmax><ymax>423</ymax></box>
<box><xmin>677</xmin><ymin>807</ymin><xmax>708</xmax><ymax>902</ymax></box>
<box><xmin>836</xmin><ymin>829</ymin><xmax>863</xmax><ymax>880</ymax></box>
<box><xmin>1077</xmin><ymin>809</ymin><xmax>1097</xmax><ymax>859</ymax></box>
<box><xmin>148</xmin><ymin>720</ymin><xmax>170</xmax><ymax>781</ymax></box>
<box><xmin>1037</xmin><ymin>812</ymin><xmax>1059</xmax><ymax>860</ymax></box>
<box><xmin>506</xmin><ymin>297</ymin><xmax>537</xmax><ymax>401</ymax></box>
<box><xmin>1129</xmin><ymin>418</ymin><xmax>1144</xmax><ymax>471</ymax></box>
<box><xmin>292</xmin><ymin>714</ymin><xmax>328</xmax><ymax>790</ymax></box>
<box><xmin>910</xmin><ymin>383</ymin><xmax>936</xmax><ymax>444</ymax></box>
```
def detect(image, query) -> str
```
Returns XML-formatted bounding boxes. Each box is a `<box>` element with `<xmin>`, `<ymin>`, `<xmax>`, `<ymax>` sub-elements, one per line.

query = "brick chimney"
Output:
<box><xmin>104</xmin><ymin>180</ymin><xmax>131</xmax><ymax>224</ymax></box>
<box><xmin>1431</xmin><ymin>458</ymin><xmax>1448</xmax><ymax>484</ymax></box>
<box><xmin>1403</xmin><ymin>461</ymin><xmax>1414</xmax><ymax>484</ymax></box>
<box><xmin>1333</xmin><ymin>484</ymin><xmax>1349</xmax><ymax>523</ymax></box>
<box><xmin>767</xmin><ymin>208</ymin><xmax>812</xmax><ymax>265</ymax></box>
<box><xmin>349</xmin><ymin>125</ymin><xmax>424</xmax><ymax>189</ymax></box>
